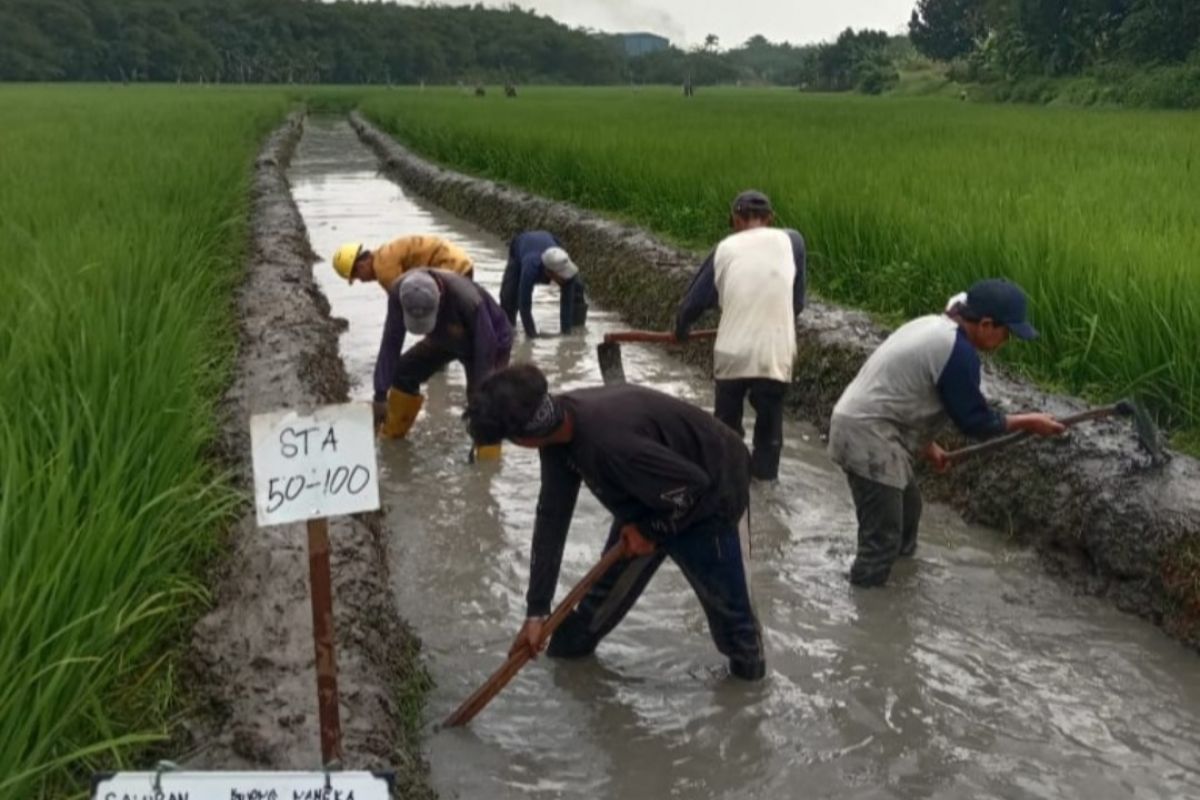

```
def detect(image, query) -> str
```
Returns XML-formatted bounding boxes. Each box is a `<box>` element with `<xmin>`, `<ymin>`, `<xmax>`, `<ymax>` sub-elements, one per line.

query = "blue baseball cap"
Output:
<box><xmin>964</xmin><ymin>279</ymin><xmax>1038</xmax><ymax>340</ymax></box>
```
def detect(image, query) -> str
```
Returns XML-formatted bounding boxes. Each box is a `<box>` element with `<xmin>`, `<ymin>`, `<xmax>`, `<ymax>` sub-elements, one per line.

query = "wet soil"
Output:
<box><xmin>350</xmin><ymin>111</ymin><xmax>1200</xmax><ymax>650</ymax></box>
<box><xmin>182</xmin><ymin>115</ymin><xmax>432</xmax><ymax>797</ymax></box>
<box><xmin>294</xmin><ymin>119</ymin><xmax>1200</xmax><ymax>799</ymax></box>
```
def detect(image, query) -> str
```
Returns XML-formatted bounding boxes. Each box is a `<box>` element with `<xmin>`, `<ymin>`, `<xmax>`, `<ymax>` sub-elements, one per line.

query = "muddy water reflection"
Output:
<box><xmin>289</xmin><ymin>120</ymin><xmax>1200</xmax><ymax>799</ymax></box>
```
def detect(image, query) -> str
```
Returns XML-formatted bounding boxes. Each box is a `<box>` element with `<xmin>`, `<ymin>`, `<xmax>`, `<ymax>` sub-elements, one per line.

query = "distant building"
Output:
<box><xmin>618</xmin><ymin>32</ymin><xmax>670</xmax><ymax>57</ymax></box>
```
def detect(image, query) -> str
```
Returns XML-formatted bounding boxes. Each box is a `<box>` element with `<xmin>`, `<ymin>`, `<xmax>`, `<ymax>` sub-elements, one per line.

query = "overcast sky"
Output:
<box><xmin>494</xmin><ymin>1</ymin><xmax>917</xmax><ymax>48</ymax></box>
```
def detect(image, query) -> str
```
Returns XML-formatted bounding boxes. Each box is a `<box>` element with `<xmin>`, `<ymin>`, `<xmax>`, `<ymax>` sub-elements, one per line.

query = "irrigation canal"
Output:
<box><xmin>288</xmin><ymin>119</ymin><xmax>1200</xmax><ymax>799</ymax></box>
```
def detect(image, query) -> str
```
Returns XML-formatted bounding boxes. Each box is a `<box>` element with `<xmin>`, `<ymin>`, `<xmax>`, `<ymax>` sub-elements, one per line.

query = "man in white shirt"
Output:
<box><xmin>674</xmin><ymin>190</ymin><xmax>807</xmax><ymax>480</ymax></box>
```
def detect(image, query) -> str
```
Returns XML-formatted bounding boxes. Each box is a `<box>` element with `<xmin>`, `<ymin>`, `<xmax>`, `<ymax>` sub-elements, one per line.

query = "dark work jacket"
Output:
<box><xmin>525</xmin><ymin>385</ymin><xmax>751</xmax><ymax>616</ymax></box>
<box><xmin>499</xmin><ymin>230</ymin><xmax>581</xmax><ymax>337</ymax></box>
<box><xmin>374</xmin><ymin>270</ymin><xmax>513</xmax><ymax>401</ymax></box>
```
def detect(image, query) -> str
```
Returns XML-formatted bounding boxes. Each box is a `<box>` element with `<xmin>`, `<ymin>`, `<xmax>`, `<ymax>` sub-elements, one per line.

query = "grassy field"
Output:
<box><xmin>359</xmin><ymin>86</ymin><xmax>1200</xmax><ymax>448</ymax></box>
<box><xmin>1</xmin><ymin>81</ymin><xmax>1195</xmax><ymax>796</ymax></box>
<box><xmin>0</xmin><ymin>86</ymin><xmax>288</xmax><ymax>797</ymax></box>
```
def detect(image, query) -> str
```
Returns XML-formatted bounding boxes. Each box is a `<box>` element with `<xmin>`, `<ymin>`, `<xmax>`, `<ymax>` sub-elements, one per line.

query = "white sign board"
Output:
<box><xmin>250</xmin><ymin>404</ymin><xmax>380</xmax><ymax>527</ymax></box>
<box><xmin>92</xmin><ymin>771</ymin><xmax>390</xmax><ymax>800</ymax></box>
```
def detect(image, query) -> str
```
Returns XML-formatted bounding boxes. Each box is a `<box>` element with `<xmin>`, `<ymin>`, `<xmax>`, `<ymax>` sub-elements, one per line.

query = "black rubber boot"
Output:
<box><xmin>729</xmin><ymin>657</ymin><xmax>767</xmax><ymax>681</ymax></box>
<box><xmin>750</xmin><ymin>443</ymin><xmax>782</xmax><ymax>481</ymax></box>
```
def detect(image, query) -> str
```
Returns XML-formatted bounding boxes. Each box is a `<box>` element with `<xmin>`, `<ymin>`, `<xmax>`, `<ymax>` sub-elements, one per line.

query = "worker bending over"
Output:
<box><xmin>466</xmin><ymin>364</ymin><xmax>766</xmax><ymax>680</ymax></box>
<box><xmin>378</xmin><ymin>270</ymin><xmax>511</xmax><ymax>457</ymax></box>
<box><xmin>500</xmin><ymin>230</ymin><xmax>588</xmax><ymax>338</ymax></box>
<box><xmin>829</xmin><ymin>279</ymin><xmax>1066</xmax><ymax>587</ymax></box>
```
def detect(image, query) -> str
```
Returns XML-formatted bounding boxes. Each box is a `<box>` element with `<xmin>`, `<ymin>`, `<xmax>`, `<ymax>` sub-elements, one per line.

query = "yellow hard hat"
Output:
<box><xmin>332</xmin><ymin>242</ymin><xmax>363</xmax><ymax>281</ymax></box>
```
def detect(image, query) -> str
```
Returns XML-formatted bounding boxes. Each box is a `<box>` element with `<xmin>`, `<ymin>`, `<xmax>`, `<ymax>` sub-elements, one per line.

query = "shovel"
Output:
<box><xmin>598</xmin><ymin>329</ymin><xmax>718</xmax><ymax>386</ymax></box>
<box><xmin>943</xmin><ymin>399</ymin><xmax>1163</xmax><ymax>466</ymax></box>
<box><xmin>442</xmin><ymin>539</ymin><xmax>631</xmax><ymax>728</ymax></box>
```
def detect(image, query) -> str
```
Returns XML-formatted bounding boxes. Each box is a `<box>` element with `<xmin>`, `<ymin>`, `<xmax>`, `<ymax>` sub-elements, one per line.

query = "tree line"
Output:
<box><xmin>0</xmin><ymin>0</ymin><xmax>628</xmax><ymax>84</ymax></box>
<box><xmin>0</xmin><ymin>0</ymin><xmax>900</xmax><ymax>92</ymax></box>
<box><xmin>628</xmin><ymin>31</ymin><xmax>911</xmax><ymax>94</ymax></box>
<box><xmin>909</xmin><ymin>0</ymin><xmax>1200</xmax><ymax>77</ymax></box>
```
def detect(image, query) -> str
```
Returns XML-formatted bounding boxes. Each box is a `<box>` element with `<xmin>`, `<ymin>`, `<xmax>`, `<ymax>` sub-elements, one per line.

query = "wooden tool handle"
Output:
<box><xmin>442</xmin><ymin>541</ymin><xmax>631</xmax><ymax>728</ymax></box>
<box><xmin>944</xmin><ymin>404</ymin><xmax>1119</xmax><ymax>464</ymax></box>
<box><xmin>602</xmin><ymin>329</ymin><xmax>717</xmax><ymax>345</ymax></box>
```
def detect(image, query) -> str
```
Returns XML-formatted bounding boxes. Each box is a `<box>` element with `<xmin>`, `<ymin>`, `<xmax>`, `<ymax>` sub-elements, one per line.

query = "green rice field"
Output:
<box><xmin>2</xmin><ymin>82</ymin><xmax>1198</xmax><ymax>797</ymax></box>
<box><xmin>0</xmin><ymin>86</ymin><xmax>287</xmax><ymax>797</ymax></box>
<box><xmin>359</xmin><ymin>86</ymin><xmax>1200</xmax><ymax>448</ymax></box>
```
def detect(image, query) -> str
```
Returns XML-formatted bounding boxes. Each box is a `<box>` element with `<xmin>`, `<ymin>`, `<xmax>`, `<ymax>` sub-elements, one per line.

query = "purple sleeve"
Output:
<box><xmin>469</xmin><ymin>301</ymin><xmax>512</xmax><ymax>392</ymax></box>
<box><xmin>374</xmin><ymin>289</ymin><xmax>407</xmax><ymax>402</ymax></box>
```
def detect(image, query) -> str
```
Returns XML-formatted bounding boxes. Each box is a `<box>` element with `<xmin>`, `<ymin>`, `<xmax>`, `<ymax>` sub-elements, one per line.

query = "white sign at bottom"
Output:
<box><xmin>92</xmin><ymin>771</ymin><xmax>390</xmax><ymax>800</ymax></box>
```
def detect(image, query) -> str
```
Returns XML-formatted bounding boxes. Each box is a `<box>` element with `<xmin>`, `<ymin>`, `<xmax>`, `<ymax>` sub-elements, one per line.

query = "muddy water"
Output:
<box><xmin>288</xmin><ymin>120</ymin><xmax>1200</xmax><ymax>799</ymax></box>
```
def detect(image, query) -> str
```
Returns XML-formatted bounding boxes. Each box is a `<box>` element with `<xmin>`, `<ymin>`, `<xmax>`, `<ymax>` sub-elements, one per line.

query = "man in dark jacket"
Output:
<box><xmin>377</xmin><ymin>270</ymin><xmax>512</xmax><ymax>459</ymax></box>
<box><xmin>466</xmin><ymin>364</ymin><xmax>765</xmax><ymax>680</ymax></box>
<box><xmin>499</xmin><ymin>230</ymin><xmax>588</xmax><ymax>338</ymax></box>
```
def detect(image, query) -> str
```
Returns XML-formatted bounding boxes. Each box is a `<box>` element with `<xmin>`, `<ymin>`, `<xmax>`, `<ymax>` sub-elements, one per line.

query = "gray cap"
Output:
<box><xmin>398</xmin><ymin>271</ymin><xmax>440</xmax><ymax>335</ymax></box>
<box><xmin>731</xmin><ymin>189</ymin><xmax>773</xmax><ymax>215</ymax></box>
<box><xmin>541</xmin><ymin>247</ymin><xmax>579</xmax><ymax>280</ymax></box>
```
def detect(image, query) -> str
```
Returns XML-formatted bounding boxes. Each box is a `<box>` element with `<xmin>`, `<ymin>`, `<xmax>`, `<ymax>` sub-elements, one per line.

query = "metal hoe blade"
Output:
<box><xmin>1118</xmin><ymin>399</ymin><xmax>1165</xmax><ymax>463</ymax></box>
<box><xmin>597</xmin><ymin>341</ymin><xmax>626</xmax><ymax>386</ymax></box>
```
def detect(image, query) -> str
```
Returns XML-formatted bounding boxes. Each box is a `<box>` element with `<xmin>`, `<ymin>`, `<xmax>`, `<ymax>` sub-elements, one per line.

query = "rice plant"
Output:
<box><xmin>360</xmin><ymin>86</ymin><xmax>1200</xmax><ymax>447</ymax></box>
<box><xmin>0</xmin><ymin>85</ymin><xmax>288</xmax><ymax>797</ymax></box>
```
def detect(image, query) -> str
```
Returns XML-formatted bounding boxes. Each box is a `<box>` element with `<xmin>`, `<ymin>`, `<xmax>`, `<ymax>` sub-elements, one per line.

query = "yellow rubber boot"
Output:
<box><xmin>474</xmin><ymin>443</ymin><xmax>502</xmax><ymax>461</ymax></box>
<box><xmin>379</xmin><ymin>389</ymin><xmax>423</xmax><ymax>439</ymax></box>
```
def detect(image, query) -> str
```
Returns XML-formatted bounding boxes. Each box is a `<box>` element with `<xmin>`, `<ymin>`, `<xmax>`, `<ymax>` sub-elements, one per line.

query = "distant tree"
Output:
<box><xmin>805</xmin><ymin>28</ymin><xmax>895</xmax><ymax>92</ymax></box>
<box><xmin>0</xmin><ymin>0</ymin><xmax>627</xmax><ymax>84</ymax></box>
<box><xmin>725</xmin><ymin>34</ymin><xmax>814</xmax><ymax>83</ymax></box>
<box><xmin>6</xmin><ymin>0</ymin><xmax>1189</xmax><ymax>90</ymax></box>
<box><xmin>0</xmin><ymin>6</ymin><xmax>59</xmax><ymax>79</ymax></box>
<box><xmin>908</xmin><ymin>0</ymin><xmax>987</xmax><ymax>61</ymax></box>
<box><xmin>1118</xmin><ymin>0</ymin><xmax>1200</xmax><ymax>64</ymax></box>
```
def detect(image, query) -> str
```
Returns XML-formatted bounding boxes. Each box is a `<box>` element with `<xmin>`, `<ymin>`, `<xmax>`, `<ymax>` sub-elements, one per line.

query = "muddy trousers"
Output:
<box><xmin>547</xmin><ymin>516</ymin><xmax>766</xmax><ymax>680</ymax></box>
<box><xmin>845</xmin><ymin>471</ymin><xmax>923</xmax><ymax>587</ymax></box>
<box><xmin>714</xmin><ymin>378</ymin><xmax>787</xmax><ymax>480</ymax></box>
<box><xmin>391</xmin><ymin>339</ymin><xmax>510</xmax><ymax>397</ymax></box>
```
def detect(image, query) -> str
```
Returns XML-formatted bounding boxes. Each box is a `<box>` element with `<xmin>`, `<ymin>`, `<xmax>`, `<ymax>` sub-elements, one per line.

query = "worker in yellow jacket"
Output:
<box><xmin>332</xmin><ymin>236</ymin><xmax>476</xmax><ymax>438</ymax></box>
<box><xmin>332</xmin><ymin>235</ymin><xmax>474</xmax><ymax>290</ymax></box>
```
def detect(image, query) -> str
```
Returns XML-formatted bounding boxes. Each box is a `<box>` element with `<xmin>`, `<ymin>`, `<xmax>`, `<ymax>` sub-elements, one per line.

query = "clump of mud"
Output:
<box><xmin>350</xmin><ymin>111</ymin><xmax>1200</xmax><ymax>650</ymax></box>
<box><xmin>184</xmin><ymin>114</ymin><xmax>433</xmax><ymax>796</ymax></box>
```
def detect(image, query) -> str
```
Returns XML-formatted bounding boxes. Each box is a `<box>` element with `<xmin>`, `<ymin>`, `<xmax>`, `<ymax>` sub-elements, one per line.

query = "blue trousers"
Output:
<box><xmin>547</xmin><ymin>516</ymin><xmax>765</xmax><ymax>680</ymax></box>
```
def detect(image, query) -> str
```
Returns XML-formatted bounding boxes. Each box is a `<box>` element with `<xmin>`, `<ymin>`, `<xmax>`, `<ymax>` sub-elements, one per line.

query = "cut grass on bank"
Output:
<box><xmin>359</xmin><ymin>86</ymin><xmax>1200</xmax><ymax>449</ymax></box>
<box><xmin>0</xmin><ymin>86</ymin><xmax>288</xmax><ymax>797</ymax></box>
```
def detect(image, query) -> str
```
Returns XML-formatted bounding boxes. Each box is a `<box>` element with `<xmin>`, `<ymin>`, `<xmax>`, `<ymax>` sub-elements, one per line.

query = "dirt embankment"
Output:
<box><xmin>350</xmin><ymin>110</ymin><xmax>1200</xmax><ymax>650</ymax></box>
<box><xmin>184</xmin><ymin>113</ymin><xmax>432</xmax><ymax>797</ymax></box>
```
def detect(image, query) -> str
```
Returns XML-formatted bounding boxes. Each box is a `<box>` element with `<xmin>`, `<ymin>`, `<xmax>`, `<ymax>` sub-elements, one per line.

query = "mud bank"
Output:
<box><xmin>183</xmin><ymin>114</ymin><xmax>432</xmax><ymax>795</ymax></box>
<box><xmin>350</xmin><ymin>110</ymin><xmax>1200</xmax><ymax>649</ymax></box>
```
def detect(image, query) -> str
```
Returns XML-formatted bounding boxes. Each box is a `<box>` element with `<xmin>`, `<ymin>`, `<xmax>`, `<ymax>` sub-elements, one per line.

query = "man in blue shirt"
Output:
<box><xmin>828</xmin><ymin>279</ymin><xmax>1066</xmax><ymax>587</ymax></box>
<box><xmin>500</xmin><ymin>231</ymin><xmax>588</xmax><ymax>338</ymax></box>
